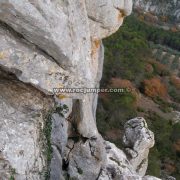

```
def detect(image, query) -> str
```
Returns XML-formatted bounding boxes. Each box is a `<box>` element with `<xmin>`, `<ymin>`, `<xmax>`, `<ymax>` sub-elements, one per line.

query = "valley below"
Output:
<box><xmin>97</xmin><ymin>12</ymin><xmax>180</xmax><ymax>179</ymax></box>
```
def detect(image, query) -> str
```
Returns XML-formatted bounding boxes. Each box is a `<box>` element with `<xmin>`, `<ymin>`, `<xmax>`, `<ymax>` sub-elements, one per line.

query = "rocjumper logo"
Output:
<box><xmin>53</xmin><ymin>87</ymin><xmax>132</xmax><ymax>94</ymax></box>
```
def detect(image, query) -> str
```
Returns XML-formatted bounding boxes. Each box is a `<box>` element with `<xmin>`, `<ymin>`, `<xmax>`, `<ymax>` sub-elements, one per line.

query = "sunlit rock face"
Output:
<box><xmin>0</xmin><ymin>1</ymin><xmax>161</xmax><ymax>180</ymax></box>
<box><xmin>0</xmin><ymin>0</ymin><xmax>132</xmax><ymax>94</ymax></box>
<box><xmin>0</xmin><ymin>0</ymin><xmax>132</xmax><ymax>139</ymax></box>
<box><xmin>86</xmin><ymin>0</ymin><xmax>133</xmax><ymax>39</ymax></box>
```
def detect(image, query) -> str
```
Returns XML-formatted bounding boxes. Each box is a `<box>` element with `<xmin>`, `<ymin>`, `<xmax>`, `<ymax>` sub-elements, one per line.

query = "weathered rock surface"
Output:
<box><xmin>64</xmin><ymin>135</ymin><xmax>106</xmax><ymax>180</ymax></box>
<box><xmin>0</xmin><ymin>24</ymin><xmax>79</xmax><ymax>95</ymax></box>
<box><xmin>0</xmin><ymin>70</ymin><xmax>53</xmax><ymax>179</ymax></box>
<box><xmin>0</xmin><ymin>1</ymin><xmax>162</xmax><ymax>180</ymax></box>
<box><xmin>123</xmin><ymin>117</ymin><xmax>154</xmax><ymax>176</ymax></box>
<box><xmin>98</xmin><ymin>141</ymin><xmax>136</xmax><ymax>180</ymax></box>
<box><xmin>49</xmin><ymin>108</ymin><xmax>158</xmax><ymax>180</ymax></box>
<box><xmin>0</xmin><ymin>0</ymin><xmax>93</xmax><ymax>85</ymax></box>
<box><xmin>86</xmin><ymin>0</ymin><xmax>132</xmax><ymax>39</ymax></box>
<box><xmin>0</xmin><ymin>0</ymin><xmax>133</xmax><ymax>95</ymax></box>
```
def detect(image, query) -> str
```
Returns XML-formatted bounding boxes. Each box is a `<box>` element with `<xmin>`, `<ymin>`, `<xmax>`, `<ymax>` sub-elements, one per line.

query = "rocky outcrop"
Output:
<box><xmin>123</xmin><ymin>117</ymin><xmax>154</xmax><ymax>176</ymax></box>
<box><xmin>55</xmin><ymin>115</ymin><xmax>159</xmax><ymax>180</ymax></box>
<box><xmin>97</xmin><ymin>117</ymin><xmax>157</xmax><ymax>180</ymax></box>
<box><xmin>0</xmin><ymin>1</ymin><xmax>161</xmax><ymax>180</ymax></box>
<box><xmin>85</xmin><ymin>0</ymin><xmax>132</xmax><ymax>39</ymax></box>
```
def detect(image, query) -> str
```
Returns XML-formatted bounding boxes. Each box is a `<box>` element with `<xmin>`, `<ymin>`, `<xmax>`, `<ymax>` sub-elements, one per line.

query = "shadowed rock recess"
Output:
<box><xmin>0</xmin><ymin>1</ymin><xmax>160</xmax><ymax>180</ymax></box>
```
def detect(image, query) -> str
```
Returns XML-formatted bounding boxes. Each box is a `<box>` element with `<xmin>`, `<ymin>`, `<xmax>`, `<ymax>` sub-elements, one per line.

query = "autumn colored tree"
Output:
<box><xmin>170</xmin><ymin>75</ymin><xmax>180</xmax><ymax>90</ymax></box>
<box><xmin>110</xmin><ymin>78</ymin><xmax>133</xmax><ymax>89</ymax></box>
<box><xmin>143</xmin><ymin>77</ymin><xmax>167</xmax><ymax>98</ymax></box>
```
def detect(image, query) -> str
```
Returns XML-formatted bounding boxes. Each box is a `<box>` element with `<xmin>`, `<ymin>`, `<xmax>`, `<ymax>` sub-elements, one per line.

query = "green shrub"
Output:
<box><xmin>147</xmin><ymin>148</ymin><xmax>161</xmax><ymax>177</ymax></box>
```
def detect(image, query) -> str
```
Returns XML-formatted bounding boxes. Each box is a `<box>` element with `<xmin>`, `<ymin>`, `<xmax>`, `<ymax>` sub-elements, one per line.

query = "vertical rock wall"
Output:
<box><xmin>0</xmin><ymin>1</ymin><xmax>161</xmax><ymax>180</ymax></box>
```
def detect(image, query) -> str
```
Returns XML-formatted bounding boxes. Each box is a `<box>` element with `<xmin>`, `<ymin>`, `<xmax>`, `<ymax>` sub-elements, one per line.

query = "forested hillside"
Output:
<box><xmin>97</xmin><ymin>14</ymin><xmax>180</xmax><ymax>179</ymax></box>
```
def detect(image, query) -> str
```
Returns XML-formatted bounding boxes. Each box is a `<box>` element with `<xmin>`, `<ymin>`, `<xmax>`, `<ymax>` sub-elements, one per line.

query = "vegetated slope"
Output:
<box><xmin>133</xmin><ymin>0</ymin><xmax>180</xmax><ymax>30</ymax></box>
<box><xmin>97</xmin><ymin>14</ymin><xmax>180</xmax><ymax>179</ymax></box>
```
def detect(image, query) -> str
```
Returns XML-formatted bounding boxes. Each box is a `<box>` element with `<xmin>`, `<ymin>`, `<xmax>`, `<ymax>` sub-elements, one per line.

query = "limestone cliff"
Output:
<box><xmin>0</xmin><ymin>1</ymin><xmax>160</xmax><ymax>180</ymax></box>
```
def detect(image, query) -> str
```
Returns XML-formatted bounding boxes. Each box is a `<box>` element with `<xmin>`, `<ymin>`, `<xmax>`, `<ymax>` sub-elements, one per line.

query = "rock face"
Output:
<box><xmin>0</xmin><ymin>0</ymin><xmax>92</xmax><ymax>85</ymax></box>
<box><xmin>85</xmin><ymin>0</ymin><xmax>132</xmax><ymax>39</ymax></box>
<box><xmin>0</xmin><ymin>1</ymin><xmax>161</xmax><ymax>180</ymax></box>
<box><xmin>123</xmin><ymin>117</ymin><xmax>154</xmax><ymax>176</ymax></box>
<box><xmin>0</xmin><ymin>0</ymin><xmax>131</xmax><ymax>92</ymax></box>
<box><xmin>0</xmin><ymin>70</ymin><xmax>53</xmax><ymax>179</ymax></box>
